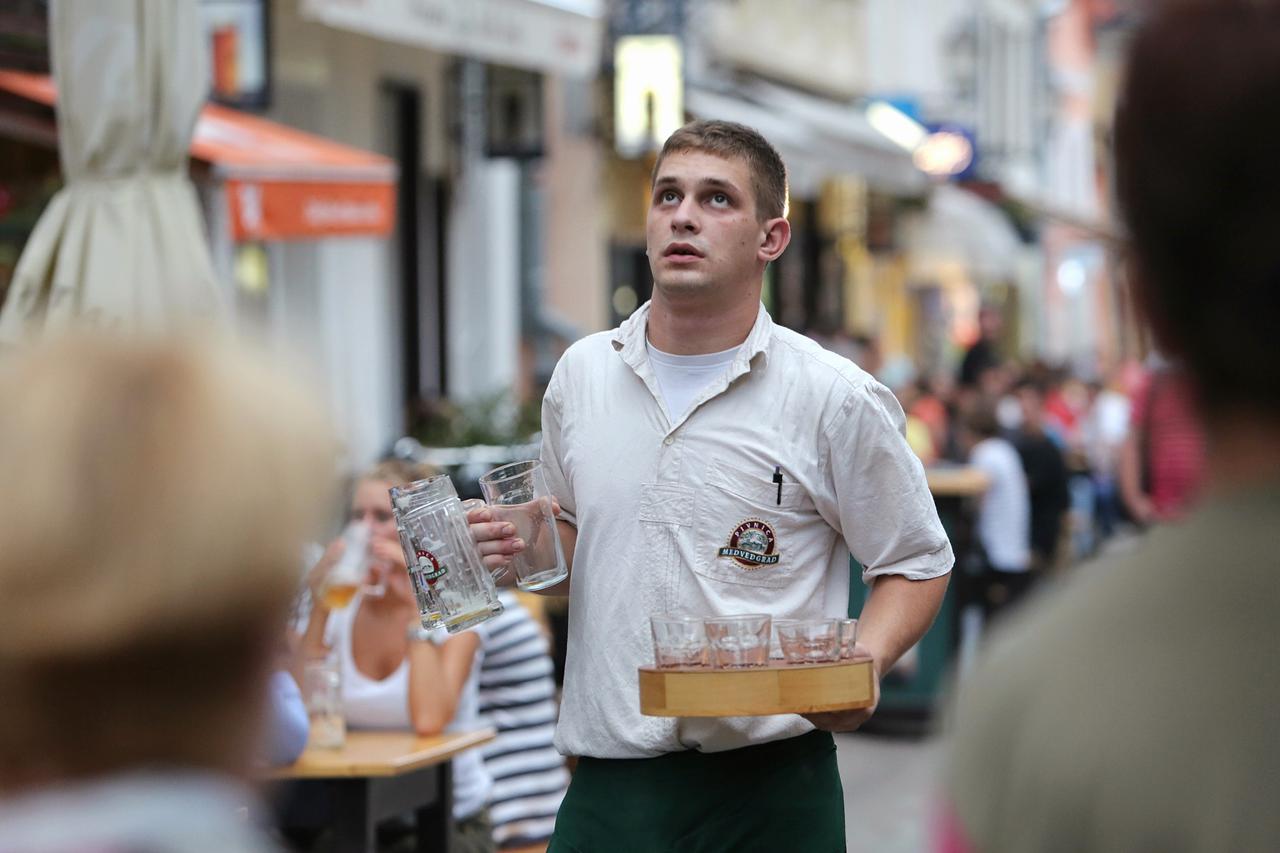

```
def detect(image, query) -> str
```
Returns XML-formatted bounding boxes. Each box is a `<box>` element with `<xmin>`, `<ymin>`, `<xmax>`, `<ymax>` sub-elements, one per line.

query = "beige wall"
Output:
<box><xmin>271</xmin><ymin>0</ymin><xmax>450</xmax><ymax>176</ymax></box>
<box><xmin>538</xmin><ymin>76</ymin><xmax>611</xmax><ymax>336</ymax></box>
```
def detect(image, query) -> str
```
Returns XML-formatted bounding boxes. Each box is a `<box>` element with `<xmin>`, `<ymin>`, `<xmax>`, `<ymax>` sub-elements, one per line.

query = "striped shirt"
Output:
<box><xmin>478</xmin><ymin>591</ymin><xmax>570</xmax><ymax>849</ymax></box>
<box><xmin>1130</xmin><ymin>370</ymin><xmax>1206</xmax><ymax>519</ymax></box>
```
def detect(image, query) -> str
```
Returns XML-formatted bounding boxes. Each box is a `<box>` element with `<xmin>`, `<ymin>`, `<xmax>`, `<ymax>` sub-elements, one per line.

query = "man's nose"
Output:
<box><xmin>671</xmin><ymin>197</ymin><xmax>699</xmax><ymax>232</ymax></box>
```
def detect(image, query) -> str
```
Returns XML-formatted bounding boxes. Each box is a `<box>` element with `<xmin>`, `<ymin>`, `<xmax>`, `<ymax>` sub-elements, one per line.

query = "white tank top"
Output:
<box><xmin>325</xmin><ymin>597</ymin><xmax>492</xmax><ymax>819</ymax></box>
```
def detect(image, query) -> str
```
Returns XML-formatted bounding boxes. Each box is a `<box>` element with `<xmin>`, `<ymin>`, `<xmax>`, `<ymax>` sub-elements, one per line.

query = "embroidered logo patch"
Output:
<box><xmin>717</xmin><ymin>518</ymin><xmax>781</xmax><ymax>569</ymax></box>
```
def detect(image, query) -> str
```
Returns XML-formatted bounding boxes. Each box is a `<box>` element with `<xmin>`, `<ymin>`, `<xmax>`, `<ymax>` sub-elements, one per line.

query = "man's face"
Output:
<box><xmin>646</xmin><ymin>150</ymin><xmax>772</xmax><ymax>297</ymax></box>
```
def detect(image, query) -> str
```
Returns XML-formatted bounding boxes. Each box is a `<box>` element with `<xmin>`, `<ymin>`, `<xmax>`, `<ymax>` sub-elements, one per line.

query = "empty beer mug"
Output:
<box><xmin>478</xmin><ymin>460</ymin><xmax>569</xmax><ymax>592</ymax></box>
<box><xmin>390</xmin><ymin>474</ymin><xmax>503</xmax><ymax>633</ymax></box>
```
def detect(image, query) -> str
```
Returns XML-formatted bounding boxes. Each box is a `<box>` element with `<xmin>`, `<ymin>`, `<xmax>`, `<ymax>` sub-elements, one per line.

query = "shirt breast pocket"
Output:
<box><xmin>693</xmin><ymin>459</ymin><xmax>810</xmax><ymax>590</ymax></box>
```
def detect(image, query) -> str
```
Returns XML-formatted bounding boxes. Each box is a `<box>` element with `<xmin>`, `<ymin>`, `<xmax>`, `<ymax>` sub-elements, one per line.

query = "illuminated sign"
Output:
<box><xmin>613</xmin><ymin>35</ymin><xmax>683</xmax><ymax>158</ymax></box>
<box><xmin>913</xmin><ymin>130</ymin><xmax>976</xmax><ymax>178</ymax></box>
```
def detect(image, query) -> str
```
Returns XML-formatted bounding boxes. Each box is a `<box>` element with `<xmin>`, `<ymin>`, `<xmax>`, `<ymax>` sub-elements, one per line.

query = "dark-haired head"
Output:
<box><xmin>1114</xmin><ymin>0</ymin><xmax>1280</xmax><ymax>417</ymax></box>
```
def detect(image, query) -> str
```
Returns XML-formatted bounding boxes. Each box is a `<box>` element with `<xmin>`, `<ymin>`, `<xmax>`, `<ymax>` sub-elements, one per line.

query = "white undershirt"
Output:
<box><xmin>646</xmin><ymin>338</ymin><xmax>740</xmax><ymax>421</ymax></box>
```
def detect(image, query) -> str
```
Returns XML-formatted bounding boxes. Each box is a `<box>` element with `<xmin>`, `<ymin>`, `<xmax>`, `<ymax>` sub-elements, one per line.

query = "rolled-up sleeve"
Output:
<box><xmin>822</xmin><ymin>380</ymin><xmax>953</xmax><ymax>584</ymax></box>
<box><xmin>539</xmin><ymin>370</ymin><xmax>577</xmax><ymax>528</ymax></box>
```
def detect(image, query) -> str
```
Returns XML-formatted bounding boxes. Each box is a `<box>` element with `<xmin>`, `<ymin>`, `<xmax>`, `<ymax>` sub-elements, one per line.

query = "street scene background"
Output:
<box><xmin>0</xmin><ymin>2</ymin><xmax>1178</xmax><ymax>852</ymax></box>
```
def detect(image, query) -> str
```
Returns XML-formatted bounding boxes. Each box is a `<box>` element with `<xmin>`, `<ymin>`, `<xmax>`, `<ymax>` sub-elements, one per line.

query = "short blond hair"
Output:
<box><xmin>0</xmin><ymin>334</ymin><xmax>337</xmax><ymax>785</ymax></box>
<box><xmin>361</xmin><ymin>458</ymin><xmax>438</xmax><ymax>490</ymax></box>
<box><xmin>653</xmin><ymin>120</ymin><xmax>789</xmax><ymax>220</ymax></box>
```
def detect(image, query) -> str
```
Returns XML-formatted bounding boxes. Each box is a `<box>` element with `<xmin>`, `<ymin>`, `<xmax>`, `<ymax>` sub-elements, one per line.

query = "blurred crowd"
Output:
<box><xmin>816</xmin><ymin>301</ymin><xmax>1207</xmax><ymax>629</ymax></box>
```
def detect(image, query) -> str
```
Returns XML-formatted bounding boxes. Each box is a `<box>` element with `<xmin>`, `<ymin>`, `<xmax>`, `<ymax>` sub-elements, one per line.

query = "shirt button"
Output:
<box><xmin>663</xmin><ymin>436</ymin><xmax>675</xmax><ymax>446</ymax></box>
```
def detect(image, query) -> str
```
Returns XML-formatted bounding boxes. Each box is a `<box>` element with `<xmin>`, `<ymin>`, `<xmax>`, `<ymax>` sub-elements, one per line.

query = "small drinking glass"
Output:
<box><xmin>777</xmin><ymin>619</ymin><xmax>841</xmax><ymax>665</ymax></box>
<box><xmin>304</xmin><ymin>657</ymin><xmax>345</xmax><ymax>749</ymax></box>
<box><xmin>769</xmin><ymin>619</ymin><xmax>801</xmax><ymax>661</ymax></box>
<box><xmin>704</xmin><ymin>614</ymin><xmax>771</xmax><ymax>669</ymax></box>
<box><xmin>650</xmin><ymin>614</ymin><xmax>708</xmax><ymax>668</ymax></box>
<box><xmin>837</xmin><ymin>618</ymin><xmax>860</xmax><ymax>659</ymax></box>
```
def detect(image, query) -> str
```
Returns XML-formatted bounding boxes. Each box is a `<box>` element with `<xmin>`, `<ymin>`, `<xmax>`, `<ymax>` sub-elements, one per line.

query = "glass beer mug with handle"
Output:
<box><xmin>390</xmin><ymin>474</ymin><xmax>504</xmax><ymax>633</ymax></box>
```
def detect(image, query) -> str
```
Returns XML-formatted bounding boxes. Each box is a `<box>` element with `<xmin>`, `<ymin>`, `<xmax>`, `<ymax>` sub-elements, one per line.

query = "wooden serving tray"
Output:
<box><xmin>638</xmin><ymin>658</ymin><xmax>875</xmax><ymax>717</ymax></box>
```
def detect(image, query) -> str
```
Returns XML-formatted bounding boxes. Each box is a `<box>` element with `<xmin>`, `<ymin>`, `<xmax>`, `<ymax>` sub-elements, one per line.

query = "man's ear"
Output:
<box><xmin>758</xmin><ymin>217</ymin><xmax>791</xmax><ymax>263</ymax></box>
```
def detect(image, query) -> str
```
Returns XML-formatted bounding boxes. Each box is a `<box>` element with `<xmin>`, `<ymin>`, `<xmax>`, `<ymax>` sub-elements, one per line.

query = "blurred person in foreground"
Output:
<box><xmin>474</xmin><ymin>120</ymin><xmax>953</xmax><ymax>851</ymax></box>
<box><xmin>942</xmin><ymin>3</ymin><xmax>1280</xmax><ymax>850</ymax></box>
<box><xmin>0</xmin><ymin>334</ymin><xmax>334</xmax><ymax>852</ymax></box>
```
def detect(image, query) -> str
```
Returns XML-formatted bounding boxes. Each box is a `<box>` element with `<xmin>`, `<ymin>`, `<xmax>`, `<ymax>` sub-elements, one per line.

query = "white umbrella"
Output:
<box><xmin>0</xmin><ymin>0</ymin><xmax>223</xmax><ymax>342</ymax></box>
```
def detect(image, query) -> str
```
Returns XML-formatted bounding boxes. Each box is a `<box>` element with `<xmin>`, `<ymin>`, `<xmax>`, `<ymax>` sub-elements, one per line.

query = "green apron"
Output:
<box><xmin>548</xmin><ymin>729</ymin><xmax>846</xmax><ymax>853</ymax></box>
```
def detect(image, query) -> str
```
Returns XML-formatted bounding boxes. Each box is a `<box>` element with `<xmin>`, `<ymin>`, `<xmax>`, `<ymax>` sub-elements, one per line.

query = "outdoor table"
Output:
<box><xmin>268</xmin><ymin>729</ymin><xmax>495</xmax><ymax>853</ymax></box>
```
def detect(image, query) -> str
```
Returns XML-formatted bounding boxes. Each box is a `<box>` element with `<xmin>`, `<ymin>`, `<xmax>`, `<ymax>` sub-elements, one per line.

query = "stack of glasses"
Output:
<box><xmin>650</xmin><ymin>614</ymin><xmax>859</xmax><ymax>669</ymax></box>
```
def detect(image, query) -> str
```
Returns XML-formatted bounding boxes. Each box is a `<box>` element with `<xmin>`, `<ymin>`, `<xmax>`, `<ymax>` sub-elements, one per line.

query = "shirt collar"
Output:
<box><xmin>611</xmin><ymin>300</ymin><xmax>774</xmax><ymax>372</ymax></box>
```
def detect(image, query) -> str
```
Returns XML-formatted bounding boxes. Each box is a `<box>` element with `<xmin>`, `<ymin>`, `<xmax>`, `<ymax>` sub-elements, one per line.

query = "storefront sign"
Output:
<box><xmin>914</xmin><ymin>125</ymin><xmax>979</xmax><ymax>180</ymax></box>
<box><xmin>613</xmin><ymin>35</ymin><xmax>683</xmax><ymax>158</ymax></box>
<box><xmin>301</xmin><ymin>0</ymin><xmax>603</xmax><ymax>78</ymax></box>
<box><xmin>226</xmin><ymin>179</ymin><xmax>394</xmax><ymax>242</ymax></box>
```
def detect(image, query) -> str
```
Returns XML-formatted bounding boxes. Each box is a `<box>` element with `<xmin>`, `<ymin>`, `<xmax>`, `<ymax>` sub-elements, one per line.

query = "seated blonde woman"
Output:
<box><xmin>296</xmin><ymin>459</ymin><xmax>495</xmax><ymax>853</ymax></box>
<box><xmin>0</xmin><ymin>334</ymin><xmax>335</xmax><ymax>853</ymax></box>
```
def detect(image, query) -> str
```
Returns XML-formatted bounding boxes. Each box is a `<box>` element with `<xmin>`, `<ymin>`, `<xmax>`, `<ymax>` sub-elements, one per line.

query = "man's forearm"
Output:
<box><xmin>531</xmin><ymin>518</ymin><xmax>576</xmax><ymax>596</ymax></box>
<box><xmin>856</xmin><ymin>573</ymin><xmax>949</xmax><ymax>675</ymax></box>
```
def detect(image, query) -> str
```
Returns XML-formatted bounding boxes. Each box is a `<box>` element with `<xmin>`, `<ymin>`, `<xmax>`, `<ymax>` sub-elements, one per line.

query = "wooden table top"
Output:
<box><xmin>926</xmin><ymin>466</ymin><xmax>990</xmax><ymax>497</ymax></box>
<box><xmin>268</xmin><ymin>728</ymin><xmax>496</xmax><ymax>779</ymax></box>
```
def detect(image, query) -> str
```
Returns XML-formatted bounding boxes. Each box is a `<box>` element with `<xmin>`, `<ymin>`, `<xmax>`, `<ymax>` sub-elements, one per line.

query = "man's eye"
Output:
<box><xmin>711</xmin><ymin>193</ymin><xmax>729</xmax><ymax>206</ymax></box>
<box><xmin>661</xmin><ymin>190</ymin><xmax>679</xmax><ymax>203</ymax></box>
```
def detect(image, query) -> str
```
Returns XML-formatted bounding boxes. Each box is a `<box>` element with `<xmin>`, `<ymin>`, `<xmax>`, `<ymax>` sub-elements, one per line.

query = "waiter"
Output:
<box><xmin>471</xmin><ymin>120</ymin><xmax>953</xmax><ymax>852</ymax></box>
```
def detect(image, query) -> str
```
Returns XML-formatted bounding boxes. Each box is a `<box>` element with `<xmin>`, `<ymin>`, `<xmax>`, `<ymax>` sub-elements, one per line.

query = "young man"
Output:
<box><xmin>942</xmin><ymin>3</ymin><xmax>1280</xmax><ymax>850</ymax></box>
<box><xmin>475</xmin><ymin>120</ymin><xmax>953</xmax><ymax>851</ymax></box>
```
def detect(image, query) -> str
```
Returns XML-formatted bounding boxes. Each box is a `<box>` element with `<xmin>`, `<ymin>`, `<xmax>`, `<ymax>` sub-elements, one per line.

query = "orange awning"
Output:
<box><xmin>0</xmin><ymin>70</ymin><xmax>396</xmax><ymax>242</ymax></box>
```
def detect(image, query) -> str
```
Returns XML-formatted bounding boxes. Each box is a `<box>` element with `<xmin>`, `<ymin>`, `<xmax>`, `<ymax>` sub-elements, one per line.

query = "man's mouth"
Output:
<box><xmin>663</xmin><ymin>243</ymin><xmax>704</xmax><ymax>260</ymax></box>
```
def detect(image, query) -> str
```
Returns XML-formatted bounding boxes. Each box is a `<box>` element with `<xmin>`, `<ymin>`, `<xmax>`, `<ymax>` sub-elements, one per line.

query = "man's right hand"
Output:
<box><xmin>466</xmin><ymin>504</ymin><xmax>524</xmax><ymax>578</ymax></box>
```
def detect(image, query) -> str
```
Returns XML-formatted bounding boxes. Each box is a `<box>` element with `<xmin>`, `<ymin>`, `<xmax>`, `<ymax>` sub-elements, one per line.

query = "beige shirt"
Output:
<box><xmin>946</xmin><ymin>483</ymin><xmax>1280</xmax><ymax>852</ymax></box>
<box><xmin>541</xmin><ymin>302</ymin><xmax>953</xmax><ymax>759</ymax></box>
